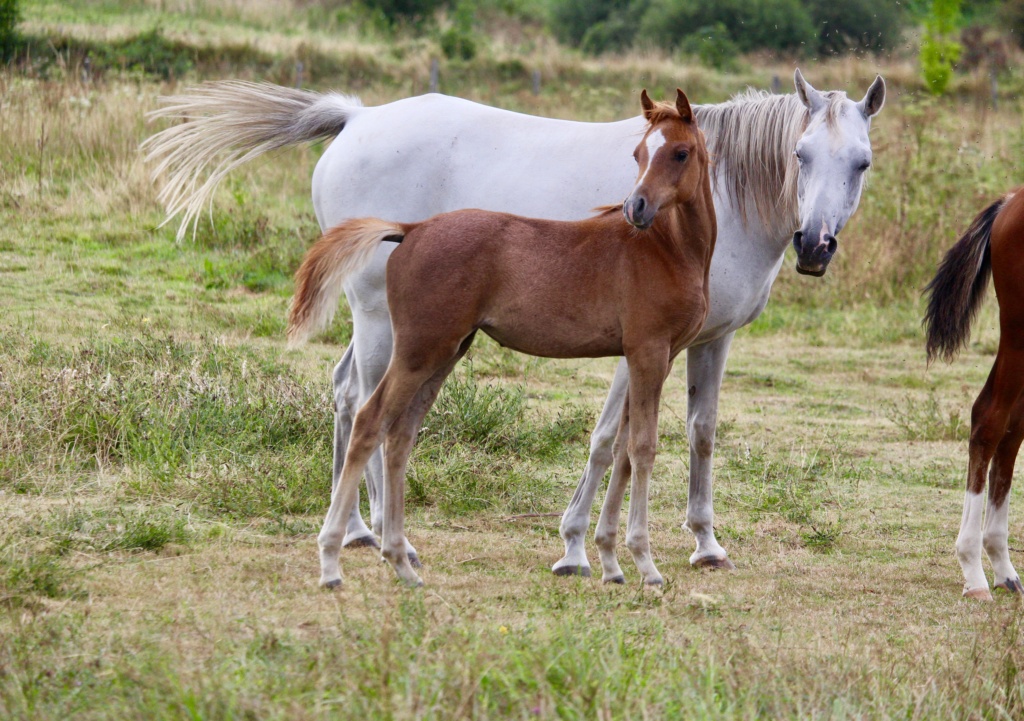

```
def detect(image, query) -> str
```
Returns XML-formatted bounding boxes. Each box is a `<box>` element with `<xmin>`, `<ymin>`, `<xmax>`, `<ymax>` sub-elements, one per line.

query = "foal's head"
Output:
<box><xmin>623</xmin><ymin>89</ymin><xmax>709</xmax><ymax>231</ymax></box>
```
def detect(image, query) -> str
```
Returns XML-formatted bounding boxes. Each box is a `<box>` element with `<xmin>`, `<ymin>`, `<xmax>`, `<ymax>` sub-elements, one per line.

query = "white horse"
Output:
<box><xmin>144</xmin><ymin>70</ymin><xmax>884</xmax><ymax>576</ymax></box>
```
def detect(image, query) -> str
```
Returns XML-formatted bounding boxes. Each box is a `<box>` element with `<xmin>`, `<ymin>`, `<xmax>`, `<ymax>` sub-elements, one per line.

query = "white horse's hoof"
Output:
<box><xmin>552</xmin><ymin>561</ymin><xmax>592</xmax><ymax>577</ymax></box>
<box><xmin>408</xmin><ymin>552</ymin><xmax>422</xmax><ymax>569</ymax></box>
<box><xmin>691</xmin><ymin>555</ymin><xmax>735</xmax><ymax>570</ymax></box>
<box><xmin>994</xmin><ymin>577</ymin><xmax>1024</xmax><ymax>594</ymax></box>
<box><xmin>342</xmin><ymin>534</ymin><xmax>380</xmax><ymax>549</ymax></box>
<box><xmin>320</xmin><ymin>577</ymin><xmax>342</xmax><ymax>590</ymax></box>
<box><xmin>963</xmin><ymin>586</ymin><xmax>994</xmax><ymax>601</ymax></box>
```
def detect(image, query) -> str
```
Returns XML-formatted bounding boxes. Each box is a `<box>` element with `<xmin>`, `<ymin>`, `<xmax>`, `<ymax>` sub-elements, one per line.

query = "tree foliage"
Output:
<box><xmin>548</xmin><ymin>0</ymin><xmax>908</xmax><ymax>57</ymax></box>
<box><xmin>0</xmin><ymin>0</ymin><xmax>20</xmax><ymax>62</ymax></box>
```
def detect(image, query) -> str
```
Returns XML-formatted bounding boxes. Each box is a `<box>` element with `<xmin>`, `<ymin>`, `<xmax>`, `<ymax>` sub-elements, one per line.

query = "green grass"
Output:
<box><xmin>3</xmin><ymin>4</ymin><xmax>1024</xmax><ymax>719</ymax></box>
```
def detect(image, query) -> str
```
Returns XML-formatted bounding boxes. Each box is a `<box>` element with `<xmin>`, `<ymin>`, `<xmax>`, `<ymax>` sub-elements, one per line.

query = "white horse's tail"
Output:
<box><xmin>142</xmin><ymin>81</ymin><xmax>363</xmax><ymax>241</ymax></box>
<box><xmin>287</xmin><ymin>218</ymin><xmax>406</xmax><ymax>348</ymax></box>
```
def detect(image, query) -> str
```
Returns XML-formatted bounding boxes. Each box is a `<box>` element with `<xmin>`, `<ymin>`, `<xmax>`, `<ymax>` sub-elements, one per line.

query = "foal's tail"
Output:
<box><xmin>924</xmin><ymin>196</ymin><xmax>1006</xmax><ymax>364</ymax></box>
<box><xmin>287</xmin><ymin>219</ymin><xmax>405</xmax><ymax>348</ymax></box>
<box><xmin>142</xmin><ymin>81</ymin><xmax>364</xmax><ymax>241</ymax></box>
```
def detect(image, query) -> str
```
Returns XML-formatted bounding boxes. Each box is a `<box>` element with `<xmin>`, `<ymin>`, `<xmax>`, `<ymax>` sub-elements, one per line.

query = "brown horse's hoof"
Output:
<box><xmin>964</xmin><ymin>587</ymin><xmax>994</xmax><ymax>601</ymax></box>
<box><xmin>692</xmin><ymin>556</ymin><xmax>735</xmax><ymax>571</ymax></box>
<box><xmin>343</xmin><ymin>534</ymin><xmax>380</xmax><ymax>549</ymax></box>
<box><xmin>553</xmin><ymin>564</ymin><xmax>592</xmax><ymax>578</ymax></box>
<box><xmin>995</xmin><ymin>577</ymin><xmax>1024</xmax><ymax>594</ymax></box>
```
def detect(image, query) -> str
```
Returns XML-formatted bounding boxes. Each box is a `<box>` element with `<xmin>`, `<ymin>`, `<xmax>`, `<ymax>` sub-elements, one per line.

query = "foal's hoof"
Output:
<box><xmin>603</xmin><ymin>575</ymin><xmax>625</xmax><ymax>585</ymax></box>
<box><xmin>343</xmin><ymin>534</ymin><xmax>380</xmax><ymax>550</ymax></box>
<box><xmin>692</xmin><ymin>556</ymin><xmax>735</xmax><ymax>571</ymax></box>
<box><xmin>963</xmin><ymin>587</ymin><xmax>994</xmax><ymax>601</ymax></box>
<box><xmin>995</xmin><ymin>577</ymin><xmax>1024</xmax><ymax>594</ymax></box>
<box><xmin>321</xmin><ymin>578</ymin><xmax>343</xmax><ymax>590</ymax></box>
<box><xmin>408</xmin><ymin>552</ymin><xmax>422</xmax><ymax>569</ymax></box>
<box><xmin>553</xmin><ymin>564</ymin><xmax>592</xmax><ymax>578</ymax></box>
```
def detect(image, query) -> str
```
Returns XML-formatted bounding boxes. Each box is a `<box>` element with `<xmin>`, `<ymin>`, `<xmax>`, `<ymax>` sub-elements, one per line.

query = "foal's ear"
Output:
<box><xmin>857</xmin><ymin>75</ymin><xmax>886</xmax><ymax>118</ymax></box>
<box><xmin>640</xmin><ymin>89</ymin><xmax>656</xmax><ymax>120</ymax></box>
<box><xmin>794</xmin><ymin>68</ymin><xmax>825</xmax><ymax>114</ymax></box>
<box><xmin>675</xmin><ymin>88</ymin><xmax>694</xmax><ymax>124</ymax></box>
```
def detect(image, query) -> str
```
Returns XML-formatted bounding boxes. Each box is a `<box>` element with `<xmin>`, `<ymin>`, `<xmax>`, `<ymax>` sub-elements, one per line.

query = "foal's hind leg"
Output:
<box><xmin>332</xmin><ymin>348</ymin><xmax>378</xmax><ymax>549</ymax></box>
<box><xmin>957</xmin><ymin>347</ymin><xmax>1024</xmax><ymax>599</ymax></box>
<box><xmin>379</xmin><ymin>341</ymin><xmax>473</xmax><ymax>586</ymax></box>
<box><xmin>318</xmin><ymin>363</ymin><xmax>440</xmax><ymax>589</ymax></box>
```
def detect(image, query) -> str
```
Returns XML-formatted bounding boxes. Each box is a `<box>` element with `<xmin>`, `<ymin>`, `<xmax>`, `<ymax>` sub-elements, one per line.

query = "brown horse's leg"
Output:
<box><xmin>622</xmin><ymin>345</ymin><xmax>670</xmax><ymax>586</ymax></box>
<box><xmin>379</xmin><ymin>335</ymin><xmax>475</xmax><ymax>587</ymax></box>
<box><xmin>594</xmin><ymin>405</ymin><xmax>631</xmax><ymax>584</ymax></box>
<box><xmin>984</xmin><ymin>372</ymin><xmax>1024</xmax><ymax>593</ymax></box>
<box><xmin>318</xmin><ymin>359</ymin><xmax>448</xmax><ymax>589</ymax></box>
<box><xmin>957</xmin><ymin>346</ymin><xmax>1024</xmax><ymax>599</ymax></box>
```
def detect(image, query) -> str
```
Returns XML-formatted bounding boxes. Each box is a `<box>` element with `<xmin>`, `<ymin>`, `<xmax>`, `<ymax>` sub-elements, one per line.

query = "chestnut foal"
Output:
<box><xmin>288</xmin><ymin>90</ymin><xmax>716</xmax><ymax>588</ymax></box>
<box><xmin>926</xmin><ymin>188</ymin><xmax>1024</xmax><ymax>600</ymax></box>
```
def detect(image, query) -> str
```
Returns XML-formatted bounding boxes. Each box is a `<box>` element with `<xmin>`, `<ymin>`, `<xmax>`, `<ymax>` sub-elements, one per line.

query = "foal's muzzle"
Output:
<box><xmin>792</xmin><ymin>230</ymin><xmax>838</xmax><ymax>277</ymax></box>
<box><xmin>623</xmin><ymin>195</ymin><xmax>656</xmax><ymax>230</ymax></box>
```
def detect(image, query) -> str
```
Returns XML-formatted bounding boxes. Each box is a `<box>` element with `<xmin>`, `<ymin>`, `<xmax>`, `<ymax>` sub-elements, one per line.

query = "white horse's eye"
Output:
<box><xmin>857</xmin><ymin>160</ymin><xmax>871</xmax><ymax>172</ymax></box>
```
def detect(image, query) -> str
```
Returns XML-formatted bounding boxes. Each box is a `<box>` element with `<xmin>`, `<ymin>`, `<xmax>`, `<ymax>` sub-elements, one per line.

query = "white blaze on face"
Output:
<box><xmin>635</xmin><ymin>129</ymin><xmax>667</xmax><ymax>189</ymax></box>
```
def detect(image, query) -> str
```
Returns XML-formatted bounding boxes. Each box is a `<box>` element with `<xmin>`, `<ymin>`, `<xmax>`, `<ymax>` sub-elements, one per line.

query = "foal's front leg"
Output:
<box><xmin>621</xmin><ymin>347</ymin><xmax>670</xmax><ymax>586</ymax></box>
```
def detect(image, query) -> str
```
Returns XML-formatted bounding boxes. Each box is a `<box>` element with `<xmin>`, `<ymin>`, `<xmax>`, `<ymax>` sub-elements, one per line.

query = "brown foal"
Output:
<box><xmin>289</xmin><ymin>90</ymin><xmax>716</xmax><ymax>588</ymax></box>
<box><xmin>926</xmin><ymin>188</ymin><xmax>1024</xmax><ymax>600</ymax></box>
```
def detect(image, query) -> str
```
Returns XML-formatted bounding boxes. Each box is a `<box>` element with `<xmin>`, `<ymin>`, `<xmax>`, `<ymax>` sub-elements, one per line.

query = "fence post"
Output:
<box><xmin>532</xmin><ymin>69</ymin><xmax>541</xmax><ymax>96</ymax></box>
<box><xmin>429</xmin><ymin>59</ymin><xmax>439</xmax><ymax>93</ymax></box>
<box><xmin>771</xmin><ymin>75</ymin><xmax>781</xmax><ymax>94</ymax></box>
<box><xmin>295</xmin><ymin>61</ymin><xmax>304</xmax><ymax>89</ymax></box>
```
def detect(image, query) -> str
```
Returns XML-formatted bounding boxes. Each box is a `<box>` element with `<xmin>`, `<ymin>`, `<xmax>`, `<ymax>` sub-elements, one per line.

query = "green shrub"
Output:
<box><xmin>803</xmin><ymin>0</ymin><xmax>906</xmax><ymax>54</ymax></box>
<box><xmin>0</xmin><ymin>0</ymin><xmax>20</xmax><ymax>62</ymax></box>
<box><xmin>363</xmin><ymin>0</ymin><xmax>447</xmax><ymax>24</ymax></box>
<box><xmin>920</xmin><ymin>0</ymin><xmax>963</xmax><ymax>95</ymax></box>
<box><xmin>679</xmin><ymin>23</ymin><xmax>741</xmax><ymax>70</ymax></box>
<box><xmin>549</xmin><ymin>0</ymin><xmax>636</xmax><ymax>48</ymax></box>
<box><xmin>639</xmin><ymin>0</ymin><xmax>815</xmax><ymax>55</ymax></box>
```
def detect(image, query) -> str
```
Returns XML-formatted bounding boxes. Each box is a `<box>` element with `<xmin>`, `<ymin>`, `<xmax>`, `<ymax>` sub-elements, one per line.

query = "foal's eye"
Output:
<box><xmin>675</xmin><ymin>150</ymin><xmax>689</xmax><ymax>162</ymax></box>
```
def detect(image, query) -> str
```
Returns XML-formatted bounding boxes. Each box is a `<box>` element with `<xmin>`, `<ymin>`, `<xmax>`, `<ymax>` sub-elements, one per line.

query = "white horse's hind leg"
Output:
<box><xmin>684</xmin><ymin>335</ymin><xmax>735</xmax><ymax>570</ymax></box>
<box><xmin>333</xmin><ymin>347</ymin><xmax>378</xmax><ymax>549</ymax></box>
<box><xmin>552</xmin><ymin>359</ymin><xmax>629</xmax><ymax>577</ymax></box>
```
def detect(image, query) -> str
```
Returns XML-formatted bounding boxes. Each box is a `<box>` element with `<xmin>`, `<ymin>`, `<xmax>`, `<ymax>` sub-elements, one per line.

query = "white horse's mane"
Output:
<box><xmin>696</xmin><ymin>89</ymin><xmax>848</xmax><ymax>237</ymax></box>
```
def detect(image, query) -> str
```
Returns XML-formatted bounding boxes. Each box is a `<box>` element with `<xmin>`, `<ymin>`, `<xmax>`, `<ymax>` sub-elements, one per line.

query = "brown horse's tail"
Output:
<box><xmin>924</xmin><ymin>196</ymin><xmax>1006</xmax><ymax>364</ymax></box>
<box><xmin>287</xmin><ymin>219</ymin><xmax>405</xmax><ymax>348</ymax></box>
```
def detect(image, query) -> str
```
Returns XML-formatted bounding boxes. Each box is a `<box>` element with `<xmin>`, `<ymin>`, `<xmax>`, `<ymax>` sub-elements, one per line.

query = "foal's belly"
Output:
<box><xmin>480</xmin><ymin>319</ymin><xmax>624</xmax><ymax>360</ymax></box>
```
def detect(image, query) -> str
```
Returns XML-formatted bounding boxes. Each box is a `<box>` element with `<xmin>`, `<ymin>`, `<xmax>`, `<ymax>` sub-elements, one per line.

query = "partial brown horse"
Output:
<box><xmin>925</xmin><ymin>188</ymin><xmax>1024</xmax><ymax>600</ymax></box>
<box><xmin>288</xmin><ymin>90</ymin><xmax>716</xmax><ymax>589</ymax></box>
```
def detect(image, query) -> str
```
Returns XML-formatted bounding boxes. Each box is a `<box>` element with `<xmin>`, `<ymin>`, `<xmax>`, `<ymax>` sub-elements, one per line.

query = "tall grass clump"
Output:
<box><xmin>0</xmin><ymin>332</ymin><xmax>333</xmax><ymax>517</ymax></box>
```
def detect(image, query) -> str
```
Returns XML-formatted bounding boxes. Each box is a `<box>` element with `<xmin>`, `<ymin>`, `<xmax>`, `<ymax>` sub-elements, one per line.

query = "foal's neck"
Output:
<box><xmin>650</xmin><ymin>197</ymin><xmax>715</xmax><ymax>259</ymax></box>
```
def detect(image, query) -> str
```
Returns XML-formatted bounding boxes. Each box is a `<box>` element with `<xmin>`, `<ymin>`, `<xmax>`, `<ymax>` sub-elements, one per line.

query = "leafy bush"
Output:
<box><xmin>678</xmin><ymin>23</ymin><xmax>741</xmax><ymax>70</ymax></box>
<box><xmin>440</xmin><ymin>0</ymin><xmax>478</xmax><ymax>59</ymax></box>
<box><xmin>363</xmin><ymin>0</ymin><xmax>447</xmax><ymax>24</ymax></box>
<box><xmin>0</xmin><ymin>0</ymin><xmax>20</xmax><ymax>62</ymax></box>
<box><xmin>803</xmin><ymin>0</ymin><xmax>906</xmax><ymax>54</ymax></box>
<box><xmin>920</xmin><ymin>0</ymin><xmax>963</xmax><ymax>95</ymax></box>
<box><xmin>639</xmin><ymin>0</ymin><xmax>815</xmax><ymax>55</ymax></box>
<box><xmin>549</xmin><ymin>0</ymin><xmax>636</xmax><ymax>47</ymax></box>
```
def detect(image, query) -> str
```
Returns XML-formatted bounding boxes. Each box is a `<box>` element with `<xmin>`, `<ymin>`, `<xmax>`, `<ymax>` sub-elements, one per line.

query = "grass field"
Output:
<box><xmin>3</xmin><ymin>2</ymin><xmax>1024</xmax><ymax>718</ymax></box>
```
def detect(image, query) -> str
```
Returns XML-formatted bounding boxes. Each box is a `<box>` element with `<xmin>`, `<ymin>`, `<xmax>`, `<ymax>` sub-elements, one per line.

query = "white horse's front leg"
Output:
<box><xmin>684</xmin><ymin>334</ymin><xmax>735</xmax><ymax>569</ymax></box>
<box><xmin>552</xmin><ymin>360</ymin><xmax>629</xmax><ymax>577</ymax></box>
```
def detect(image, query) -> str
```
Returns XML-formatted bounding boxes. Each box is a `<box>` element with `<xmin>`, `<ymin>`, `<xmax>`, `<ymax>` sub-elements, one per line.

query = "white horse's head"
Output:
<box><xmin>790</xmin><ymin>69</ymin><xmax>885</xmax><ymax>277</ymax></box>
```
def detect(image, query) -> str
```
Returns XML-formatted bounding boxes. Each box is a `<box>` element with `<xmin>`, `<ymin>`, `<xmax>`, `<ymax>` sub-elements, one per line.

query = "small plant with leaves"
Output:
<box><xmin>920</xmin><ymin>0</ymin><xmax>963</xmax><ymax>95</ymax></box>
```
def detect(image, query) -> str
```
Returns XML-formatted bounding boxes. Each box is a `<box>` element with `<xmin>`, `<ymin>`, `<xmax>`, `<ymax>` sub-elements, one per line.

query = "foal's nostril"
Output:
<box><xmin>634</xmin><ymin>197</ymin><xmax>646</xmax><ymax>216</ymax></box>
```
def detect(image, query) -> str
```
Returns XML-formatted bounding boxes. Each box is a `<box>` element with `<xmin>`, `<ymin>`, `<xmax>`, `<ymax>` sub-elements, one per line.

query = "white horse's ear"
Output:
<box><xmin>794</xmin><ymin>68</ymin><xmax>825</xmax><ymax>113</ymax></box>
<box><xmin>857</xmin><ymin>75</ymin><xmax>886</xmax><ymax>117</ymax></box>
<box><xmin>640</xmin><ymin>89</ymin><xmax>656</xmax><ymax>120</ymax></box>
<box><xmin>675</xmin><ymin>88</ymin><xmax>694</xmax><ymax>124</ymax></box>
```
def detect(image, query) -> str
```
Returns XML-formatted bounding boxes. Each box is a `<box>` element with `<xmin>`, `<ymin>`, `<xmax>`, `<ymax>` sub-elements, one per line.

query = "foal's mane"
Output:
<box><xmin>694</xmin><ymin>89</ymin><xmax>847</xmax><ymax>236</ymax></box>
